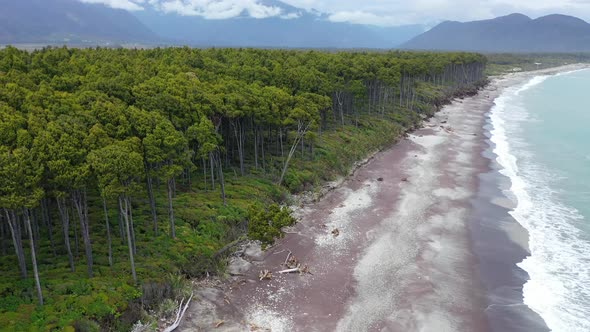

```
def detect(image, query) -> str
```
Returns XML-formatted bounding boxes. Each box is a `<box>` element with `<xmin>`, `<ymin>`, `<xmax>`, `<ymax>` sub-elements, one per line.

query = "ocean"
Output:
<box><xmin>490</xmin><ymin>69</ymin><xmax>590</xmax><ymax>331</ymax></box>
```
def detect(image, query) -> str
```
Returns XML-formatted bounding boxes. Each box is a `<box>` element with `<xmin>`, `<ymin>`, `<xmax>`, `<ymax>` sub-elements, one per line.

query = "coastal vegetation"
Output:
<box><xmin>0</xmin><ymin>46</ymin><xmax>486</xmax><ymax>330</ymax></box>
<box><xmin>485</xmin><ymin>53</ymin><xmax>590</xmax><ymax>75</ymax></box>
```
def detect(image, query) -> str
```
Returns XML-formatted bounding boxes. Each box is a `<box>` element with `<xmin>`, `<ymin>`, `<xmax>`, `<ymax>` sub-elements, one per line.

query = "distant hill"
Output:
<box><xmin>133</xmin><ymin>1</ymin><xmax>424</xmax><ymax>49</ymax></box>
<box><xmin>0</xmin><ymin>0</ymin><xmax>158</xmax><ymax>44</ymax></box>
<box><xmin>401</xmin><ymin>13</ymin><xmax>590</xmax><ymax>52</ymax></box>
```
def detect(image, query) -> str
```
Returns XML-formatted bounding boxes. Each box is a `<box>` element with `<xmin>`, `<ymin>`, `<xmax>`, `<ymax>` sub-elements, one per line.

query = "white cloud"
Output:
<box><xmin>281</xmin><ymin>12</ymin><xmax>301</xmax><ymax>19</ymax></box>
<box><xmin>328</xmin><ymin>11</ymin><xmax>417</xmax><ymax>26</ymax></box>
<box><xmin>79</xmin><ymin>0</ymin><xmax>146</xmax><ymax>11</ymax></box>
<box><xmin>153</xmin><ymin>0</ymin><xmax>283</xmax><ymax>19</ymax></box>
<box><xmin>282</xmin><ymin>0</ymin><xmax>590</xmax><ymax>26</ymax></box>
<box><xmin>78</xmin><ymin>0</ymin><xmax>590</xmax><ymax>25</ymax></box>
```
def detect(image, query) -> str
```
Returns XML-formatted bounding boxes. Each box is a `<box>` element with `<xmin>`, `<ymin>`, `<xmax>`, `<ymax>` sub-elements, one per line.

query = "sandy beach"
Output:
<box><xmin>178</xmin><ymin>64</ymin><xmax>587</xmax><ymax>332</ymax></box>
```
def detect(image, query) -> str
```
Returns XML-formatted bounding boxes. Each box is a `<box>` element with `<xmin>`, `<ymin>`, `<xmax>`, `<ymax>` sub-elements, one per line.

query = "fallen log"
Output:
<box><xmin>162</xmin><ymin>293</ymin><xmax>193</xmax><ymax>332</ymax></box>
<box><xmin>278</xmin><ymin>268</ymin><xmax>300</xmax><ymax>274</ymax></box>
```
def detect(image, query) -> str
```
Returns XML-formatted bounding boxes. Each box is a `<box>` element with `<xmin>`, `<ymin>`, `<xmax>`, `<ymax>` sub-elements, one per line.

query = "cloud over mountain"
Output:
<box><xmin>84</xmin><ymin>0</ymin><xmax>590</xmax><ymax>27</ymax></box>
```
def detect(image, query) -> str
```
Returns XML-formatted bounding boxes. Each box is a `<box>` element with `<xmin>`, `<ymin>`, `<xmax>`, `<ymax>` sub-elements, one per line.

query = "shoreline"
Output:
<box><xmin>178</xmin><ymin>64</ymin><xmax>587</xmax><ymax>332</ymax></box>
<box><xmin>476</xmin><ymin>64</ymin><xmax>590</xmax><ymax>332</ymax></box>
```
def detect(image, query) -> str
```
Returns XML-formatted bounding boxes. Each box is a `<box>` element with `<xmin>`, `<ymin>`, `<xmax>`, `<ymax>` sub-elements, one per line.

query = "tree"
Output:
<box><xmin>88</xmin><ymin>139</ymin><xmax>144</xmax><ymax>284</ymax></box>
<box><xmin>143</xmin><ymin>121</ymin><xmax>190</xmax><ymax>239</ymax></box>
<box><xmin>0</xmin><ymin>146</ymin><xmax>45</xmax><ymax>305</ymax></box>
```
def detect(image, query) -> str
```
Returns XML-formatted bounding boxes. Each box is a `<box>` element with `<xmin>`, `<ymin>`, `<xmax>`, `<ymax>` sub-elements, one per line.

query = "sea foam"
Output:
<box><xmin>489</xmin><ymin>74</ymin><xmax>590</xmax><ymax>332</ymax></box>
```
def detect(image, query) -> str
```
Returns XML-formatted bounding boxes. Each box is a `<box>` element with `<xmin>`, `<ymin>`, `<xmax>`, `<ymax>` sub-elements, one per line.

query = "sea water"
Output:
<box><xmin>490</xmin><ymin>69</ymin><xmax>590</xmax><ymax>331</ymax></box>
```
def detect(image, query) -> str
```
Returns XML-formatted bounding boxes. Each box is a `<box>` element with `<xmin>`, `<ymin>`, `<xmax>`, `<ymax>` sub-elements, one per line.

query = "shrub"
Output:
<box><xmin>247</xmin><ymin>203</ymin><xmax>295</xmax><ymax>246</ymax></box>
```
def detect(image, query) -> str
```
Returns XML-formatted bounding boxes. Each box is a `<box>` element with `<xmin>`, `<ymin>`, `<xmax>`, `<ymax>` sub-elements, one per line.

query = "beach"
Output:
<box><xmin>178</xmin><ymin>64</ymin><xmax>586</xmax><ymax>332</ymax></box>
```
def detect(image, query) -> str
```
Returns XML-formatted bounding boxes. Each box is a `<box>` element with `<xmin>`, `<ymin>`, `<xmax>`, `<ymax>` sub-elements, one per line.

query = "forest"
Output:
<box><xmin>0</xmin><ymin>46</ymin><xmax>486</xmax><ymax>331</ymax></box>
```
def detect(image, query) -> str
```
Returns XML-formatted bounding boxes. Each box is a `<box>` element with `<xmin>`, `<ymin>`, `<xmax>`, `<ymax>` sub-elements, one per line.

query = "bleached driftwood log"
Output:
<box><xmin>162</xmin><ymin>293</ymin><xmax>193</xmax><ymax>332</ymax></box>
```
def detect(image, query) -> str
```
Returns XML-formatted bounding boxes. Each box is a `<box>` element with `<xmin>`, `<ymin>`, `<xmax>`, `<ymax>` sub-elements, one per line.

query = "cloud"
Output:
<box><xmin>328</xmin><ymin>11</ymin><xmax>416</xmax><ymax>26</ymax></box>
<box><xmin>78</xmin><ymin>0</ymin><xmax>590</xmax><ymax>25</ymax></box>
<box><xmin>79</xmin><ymin>0</ymin><xmax>146</xmax><ymax>11</ymax></box>
<box><xmin>153</xmin><ymin>0</ymin><xmax>284</xmax><ymax>19</ymax></box>
<box><xmin>282</xmin><ymin>0</ymin><xmax>590</xmax><ymax>26</ymax></box>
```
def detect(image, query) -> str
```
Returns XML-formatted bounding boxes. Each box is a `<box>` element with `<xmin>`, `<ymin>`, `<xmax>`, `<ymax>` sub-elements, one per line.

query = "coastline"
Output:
<box><xmin>178</xmin><ymin>64</ymin><xmax>587</xmax><ymax>332</ymax></box>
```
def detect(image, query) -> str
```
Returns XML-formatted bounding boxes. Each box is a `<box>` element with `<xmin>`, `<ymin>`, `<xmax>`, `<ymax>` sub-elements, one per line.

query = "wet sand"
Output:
<box><xmin>178</xmin><ymin>65</ymin><xmax>586</xmax><ymax>332</ymax></box>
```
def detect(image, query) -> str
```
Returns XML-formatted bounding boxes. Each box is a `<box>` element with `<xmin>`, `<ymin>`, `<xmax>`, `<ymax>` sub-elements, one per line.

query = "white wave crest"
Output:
<box><xmin>489</xmin><ymin>75</ymin><xmax>590</xmax><ymax>332</ymax></box>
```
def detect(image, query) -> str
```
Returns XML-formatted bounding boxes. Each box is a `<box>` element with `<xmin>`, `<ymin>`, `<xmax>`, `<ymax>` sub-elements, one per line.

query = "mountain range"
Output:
<box><xmin>133</xmin><ymin>2</ymin><xmax>425</xmax><ymax>49</ymax></box>
<box><xmin>402</xmin><ymin>13</ymin><xmax>590</xmax><ymax>52</ymax></box>
<box><xmin>2</xmin><ymin>0</ymin><xmax>590</xmax><ymax>52</ymax></box>
<box><xmin>0</xmin><ymin>0</ymin><xmax>157</xmax><ymax>44</ymax></box>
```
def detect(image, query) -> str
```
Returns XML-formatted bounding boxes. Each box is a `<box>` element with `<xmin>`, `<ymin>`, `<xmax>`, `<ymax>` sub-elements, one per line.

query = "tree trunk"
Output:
<box><xmin>146</xmin><ymin>175</ymin><xmax>158</xmax><ymax>236</ymax></box>
<box><xmin>42</xmin><ymin>199</ymin><xmax>56</xmax><ymax>257</ymax></box>
<box><xmin>0</xmin><ymin>220</ymin><xmax>6</xmax><ymax>256</ymax></box>
<box><xmin>210</xmin><ymin>153</ymin><xmax>216</xmax><ymax>190</ymax></box>
<box><xmin>117</xmin><ymin>198</ymin><xmax>125</xmax><ymax>244</ymax></box>
<box><xmin>278</xmin><ymin>121</ymin><xmax>310</xmax><ymax>186</ymax></box>
<box><xmin>31</xmin><ymin>209</ymin><xmax>40</xmax><ymax>250</ymax></box>
<box><xmin>56</xmin><ymin>197</ymin><xmax>75</xmax><ymax>272</ymax></box>
<box><xmin>5</xmin><ymin>209</ymin><xmax>27</xmax><ymax>279</ymax></box>
<box><xmin>102</xmin><ymin>197</ymin><xmax>113</xmax><ymax>267</ymax></box>
<box><xmin>167</xmin><ymin>177</ymin><xmax>176</xmax><ymax>239</ymax></box>
<box><xmin>23</xmin><ymin>208</ymin><xmax>43</xmax><ymax>306</ymax></box>
<box><xmin>119</xmin><ymin>195</ymin><xmax>137</xmax><ymax>284</ymax></box>
<box><xmin>232</xmin><ymin>120</ymin><xmax>245</xmax><ymax>176</ymax></box>
<box><xmin>72</xmin><ymin>189</ymin><xmax>93</xmax><ymax>278</ymax></box>
<box><xmin>128</xmin><ymin>198</ymin><xmax>136</xmax><ymax>255</ymax></box>
<box><xmin>215</xmin><ymin>151</ymin><xmax>226</xmax><ymax>205</ymax></box>
<box><xmin>202</xmin><ymin>157</ymin><xmax>208</xmax><ymax>190</ymax></box>
<box><xmin>254</xmin><ymin>125</ymin><xmax>259</xmax><ymax>169</ymax></box>
<box><xmin>73</xmin><ymin>214</ymin><xmax>79</xmax><ymax>256</ymax></box>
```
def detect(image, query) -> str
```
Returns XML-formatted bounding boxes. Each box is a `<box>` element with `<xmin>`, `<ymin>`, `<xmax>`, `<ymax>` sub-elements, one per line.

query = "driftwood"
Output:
<box><xmin>285</xmin><ymin>255</ymin><xmax>299</xmax><ymax>269</ymax></box>
<box><xmin>283</xmin><ymin>251</ymin><xmax>292</xmax><ymax>266</ymax></box>
<box><xmin>278</xmin><ymin>268</ymin><xmax>300</xmax><ymax>274</ymax></box>
<box><xmin>162</xmin><ymin>293</ymin><xmax>193</xmax><ymax>332</ymax></box>
<box><xmin>259</xmin><ymin>270</ymin><xmax>272</xmax><ymax>281</ymax></box>
<box><xmin>278</xmin><ymin>265</ymin><xmax>312</xmax><ymax>275</ymax></box>
<box><xmin>214</xmin><ymin>320</ymin><xmax>225</xmax><ymax>328</ymax></box>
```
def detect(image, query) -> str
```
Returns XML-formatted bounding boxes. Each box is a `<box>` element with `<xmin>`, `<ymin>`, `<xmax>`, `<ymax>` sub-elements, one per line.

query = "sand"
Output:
<box><xmin>177</xmin><ymin>64</ymin><xmax>588</xmax><ymax>332</ymax></box>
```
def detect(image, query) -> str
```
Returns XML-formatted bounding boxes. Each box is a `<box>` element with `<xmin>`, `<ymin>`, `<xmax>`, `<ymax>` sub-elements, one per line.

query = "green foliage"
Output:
<box><xmin>0</xmin><ymin>46</ymin><xmax>487</xmax><ymax>330</ymax></box>
<box><xmin>247</xmin><ymin>203</ymin><xmax>295</xmax><ymax>246</ymax></box>
<box><xmin>485</xmin><ymin>53</ymin><xmax>590</xmax><ymax>75</ymax></box>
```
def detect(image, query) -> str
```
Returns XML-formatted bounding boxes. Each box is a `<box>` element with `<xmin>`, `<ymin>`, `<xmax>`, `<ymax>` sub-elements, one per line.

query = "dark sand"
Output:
<box><xmin>178</xmin><ymin>65</ymin><xmax>586</xmax><ymax>332</ymax></box>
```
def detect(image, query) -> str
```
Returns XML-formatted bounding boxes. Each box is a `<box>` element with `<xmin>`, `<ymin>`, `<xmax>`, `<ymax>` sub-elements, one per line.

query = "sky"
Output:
<box><xmin>79</xmin><ymin>0</ymin><xmax>590</xmax><ymax>26</ymax></box>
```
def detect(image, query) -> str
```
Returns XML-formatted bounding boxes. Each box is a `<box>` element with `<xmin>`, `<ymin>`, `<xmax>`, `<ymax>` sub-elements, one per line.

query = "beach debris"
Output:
<box><xmin>249</xmin><ymin>323</ymin><xmax>271</xmax><ymax>331</ymax></box>
<box><xmin>401</xmin><ymin>177</ymin><xmax>409</xmax><ymax>182</ymax></box>
<box><xmin>214</xmin><ymin>320</ymin><xmax>225</xmax><ymax>328</ymax></box>
<box><xmin>286</xmin><ymin>254</ymin><xmax>300</xmax><ymax>269</ymax></box>
<box><xmin>258</xmin><ymin>270</ymin><xmax>272</xmax><ymax>281</ymax></box>
<box><xmin>377</xmin><ymin>177</ymin><xmax>384</xmax><ymax>182</ymax></box>
<box><xmin>332</xmin><ymin>228</ymin><xmax>340</xmax><ymax>237</ymax></box>
<box><xmin>162</xmin><ymin>293</ymin><xmax>193</xmax><ymax>332</ymax></box>
<box><xmin>278</xmin><ymin>265</ymin><xmax>312</xmax><ymax>275</ymax></box>
<box><xmin>283</xmin><ymin>251</ymin><xmax>293</xmax><ymax>266</ymax></box>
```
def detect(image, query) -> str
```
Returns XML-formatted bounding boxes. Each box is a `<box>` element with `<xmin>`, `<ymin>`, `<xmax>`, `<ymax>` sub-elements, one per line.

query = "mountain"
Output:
<box><xmin>133</xmin><ymin>1</ymin><xmax>424</xmax><ymax>48</ymax></box>
<box><xmin>0</xmin><ymin>0</ymin><xmax>158</xmax><ymax>44</ymax></box>
<box><xmin>401</xmin><ymin>13</ymin><xmax>590</xmax><ymax>52</ymax></box>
